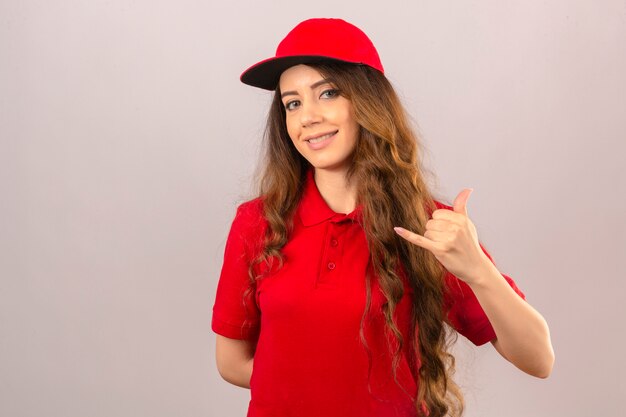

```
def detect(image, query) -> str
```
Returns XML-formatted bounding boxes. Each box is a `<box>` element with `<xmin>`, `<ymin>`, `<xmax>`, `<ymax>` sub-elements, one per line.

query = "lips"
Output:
<box><xmin>304</xmin><ymin>130</ymin><xmax>339</xmax><ymax>142</ymax></box>
<box><xmin>305</xmin><ymin>130</ymin><xmax>337</xmax><ymax>150</ymax></box>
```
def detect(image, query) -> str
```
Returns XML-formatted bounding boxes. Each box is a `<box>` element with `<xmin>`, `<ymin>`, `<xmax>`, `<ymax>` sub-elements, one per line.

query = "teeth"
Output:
<box><xmin>308</xmin><ymin>132</ymin><xmax>335</xmax><ymax>143</ymax></box>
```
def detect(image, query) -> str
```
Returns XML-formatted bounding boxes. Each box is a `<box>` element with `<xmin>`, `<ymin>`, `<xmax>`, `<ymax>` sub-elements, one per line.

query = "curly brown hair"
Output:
<box><xmin>243</xmin><ymin>62</ymin><xmax>464</xmax><ymax>417</ymax></box>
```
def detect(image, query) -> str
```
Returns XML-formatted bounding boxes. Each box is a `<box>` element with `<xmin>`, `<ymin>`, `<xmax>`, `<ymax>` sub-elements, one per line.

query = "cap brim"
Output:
<box><xmin>240</xmin><ymin>55</ymin><xmax>356</xmax><ymax>91</ymax></box>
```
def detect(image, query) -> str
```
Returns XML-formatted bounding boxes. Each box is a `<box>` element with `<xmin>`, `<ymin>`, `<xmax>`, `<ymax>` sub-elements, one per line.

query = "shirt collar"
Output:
<box><xmin>297</xmin><ymin>166</ymin><xmax>363</xmax><ymax>227</ymax></box>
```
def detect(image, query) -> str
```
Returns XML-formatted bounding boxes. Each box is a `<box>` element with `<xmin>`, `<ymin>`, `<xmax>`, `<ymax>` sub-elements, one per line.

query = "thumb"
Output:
<box><xmin>453</xmin><ymin>188</ymin><xmax>473</xmax><ymax>216</ymax></box>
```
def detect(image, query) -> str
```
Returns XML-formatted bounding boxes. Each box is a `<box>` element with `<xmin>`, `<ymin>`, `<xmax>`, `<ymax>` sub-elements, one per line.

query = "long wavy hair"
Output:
<box><xmin>244</xmin><ymin>62</ymin><xmax>463</xmax><ymax>417</ymax></box>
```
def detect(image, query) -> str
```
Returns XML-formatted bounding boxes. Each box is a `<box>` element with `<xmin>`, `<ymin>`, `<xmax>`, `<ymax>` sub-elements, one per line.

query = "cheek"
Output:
<box><xmin>344</xmin><ymin>118</ymin><xmax>359</xmax><ymax>145</ymax></box>
<box><xmin>284</xmin><ymin>119</ymin><xmax>296</xmax><ymax>142</ymax></box>
<box><xmin>285</xmin><ymin>119</ymin><xmax>303</xmax><ymax>150</ymax></box>
<box><xmin>337</xmin><ymin>105</ymin><xmax>358</xmax><ymax>141</ymax></box>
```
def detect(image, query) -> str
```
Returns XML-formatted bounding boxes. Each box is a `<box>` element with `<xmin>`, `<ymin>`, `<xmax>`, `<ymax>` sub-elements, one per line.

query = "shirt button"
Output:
<box><xmin>327</xmin><ymin>262</ymin><xmax>336</xmax><ymax>270</ymax></box>
<box><xmin>330</xmin><ymin>239</ymin><xmax>338</xmax><ymax>247</ymax></box>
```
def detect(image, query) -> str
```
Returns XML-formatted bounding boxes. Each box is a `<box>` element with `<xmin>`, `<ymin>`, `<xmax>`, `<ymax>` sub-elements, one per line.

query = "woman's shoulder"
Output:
<box><xmin>433</xmin><ymin>200</ymin><xmax>452</xmax><ymax>210</ymax></box>
<box><xmin>431</xmin><ymin>199</ymin><xmax>454</xmax><ymax>213</ymax></box>
<box><xmin>233</xmin><ymin>197</ymin><xmax>267</xmax><ymax>228</ymax></box>
<box><xmin>236</xmin><ymin>196</ymin><xmax>264</xmax><ymax>215</ymax></box>
<box><xmin>227</xmin><ymin>197</ymin><xmax>268</xmax><ymax>256</ymax></box>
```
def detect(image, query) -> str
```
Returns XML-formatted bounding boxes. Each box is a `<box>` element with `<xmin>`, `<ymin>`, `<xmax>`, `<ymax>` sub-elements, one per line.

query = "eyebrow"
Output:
<box><xmin>280</xmin><ymin>78</ymin><xmax>336</xmax><ymax>99</ymax></box>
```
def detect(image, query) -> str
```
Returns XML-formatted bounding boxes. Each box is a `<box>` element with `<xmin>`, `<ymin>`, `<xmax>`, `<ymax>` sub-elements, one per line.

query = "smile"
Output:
<box><xmin>306</xmin><ymin>130</ymin><xmax>338</xmax><ymax>143</ymax></box>
<box><xmin>305</xmin><ymin>130</ymin><xmax>338</xmax><ymax>150</ymax></box>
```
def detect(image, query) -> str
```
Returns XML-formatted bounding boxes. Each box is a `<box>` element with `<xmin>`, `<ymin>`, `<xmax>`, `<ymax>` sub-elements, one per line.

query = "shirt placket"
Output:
<box><xmin>315</xmin><ymin>216</ymin><xmax>349</xmax><ymax>287</ymax></box>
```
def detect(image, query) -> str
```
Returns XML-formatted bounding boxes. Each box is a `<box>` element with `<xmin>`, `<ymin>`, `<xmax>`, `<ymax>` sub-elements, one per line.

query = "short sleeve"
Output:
<box><xmin>211</xmin><ymin>199</ymin><xmax>264</xmax><ymax>341</ymax></box>
<box><xmin>444</xmin><ymin>242</ymin><xmax>526</xmax><ymax>346</ymax></box>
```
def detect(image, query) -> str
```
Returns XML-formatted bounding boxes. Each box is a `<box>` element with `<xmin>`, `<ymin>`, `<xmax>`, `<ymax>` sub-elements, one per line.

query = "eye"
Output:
<box><xmin>321</xmin><ymin>89</ymin><xmax>339</xmax><ymax>99</ymax></box>
<box><xmin>284</xmin><ymin>100</ymin><xmax>300</xmax><ymax>111</ymax></box>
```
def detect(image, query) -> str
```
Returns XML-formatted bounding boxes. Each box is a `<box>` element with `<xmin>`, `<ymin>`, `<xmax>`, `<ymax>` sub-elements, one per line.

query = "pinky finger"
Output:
<box><xmin>394</xmin><ymin>227</ymin><xmax>435</xmax><ymax>252</ymax></box>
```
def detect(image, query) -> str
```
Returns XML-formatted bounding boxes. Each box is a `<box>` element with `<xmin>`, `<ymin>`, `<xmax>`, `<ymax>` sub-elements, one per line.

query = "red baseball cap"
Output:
<box><xmin>240</xmin><ymin>18</ymin><xmax>384</xmax><ymax>91</ymax></box>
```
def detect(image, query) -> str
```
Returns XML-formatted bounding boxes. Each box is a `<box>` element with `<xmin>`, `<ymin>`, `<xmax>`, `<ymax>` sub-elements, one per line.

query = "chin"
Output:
<box><xmin>310</xmin><ymin>162</ymin><xmax>350</xmax><ymax>172</ymax></box>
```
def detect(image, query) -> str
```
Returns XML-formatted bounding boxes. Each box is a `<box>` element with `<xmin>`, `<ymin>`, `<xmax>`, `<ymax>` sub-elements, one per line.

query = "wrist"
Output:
<box><xmin>464</xmin><ymin>255</ymin><xmax>499</xmax><ymax>289</ymax></box>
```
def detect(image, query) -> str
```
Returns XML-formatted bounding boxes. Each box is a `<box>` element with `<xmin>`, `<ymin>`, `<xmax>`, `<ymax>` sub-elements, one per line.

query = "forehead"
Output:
<box><xmin>278</xmin><ymin>64</ymin><xmax>326</xmax><ymax>91</ymax></box>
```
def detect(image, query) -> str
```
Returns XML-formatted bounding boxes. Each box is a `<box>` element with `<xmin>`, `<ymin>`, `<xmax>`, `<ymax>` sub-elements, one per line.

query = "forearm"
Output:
<box><xmin>220</xmin><ymin>357</ymin><xmax>254</xmax><ymax>389</ymax></box>
<box><xmin>466</xmin><ymin>260</ymin><xmax>554</xmax><ymax>378</ymax></box>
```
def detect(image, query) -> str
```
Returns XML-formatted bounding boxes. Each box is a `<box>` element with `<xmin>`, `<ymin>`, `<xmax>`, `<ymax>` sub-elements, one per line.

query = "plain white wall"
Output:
<box><xmin>1</xmin><ymin>1</ymin><xmax>624</xmax><ymax>416</ymax></box>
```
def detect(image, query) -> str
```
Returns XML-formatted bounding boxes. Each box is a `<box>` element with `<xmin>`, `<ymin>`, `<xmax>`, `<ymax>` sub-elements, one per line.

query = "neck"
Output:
<box><xmin>313</xmin><ymin>167</ymin><xmax>357</xmax><ymax>214</ymax></box>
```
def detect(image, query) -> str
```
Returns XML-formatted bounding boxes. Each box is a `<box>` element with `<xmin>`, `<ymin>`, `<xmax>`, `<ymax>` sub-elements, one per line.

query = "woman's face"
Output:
<box><xmin>278</xmin><ymin>64</ymin><xmax>359</xmax><ymax>173</ymax></box>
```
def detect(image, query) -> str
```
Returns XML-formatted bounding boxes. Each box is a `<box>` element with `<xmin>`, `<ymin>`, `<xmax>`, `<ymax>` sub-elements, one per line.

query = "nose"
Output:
<box><xmin>299</xmin><ymin>99</ymin><xmax>322</xmax><ymax>127</ymax></box>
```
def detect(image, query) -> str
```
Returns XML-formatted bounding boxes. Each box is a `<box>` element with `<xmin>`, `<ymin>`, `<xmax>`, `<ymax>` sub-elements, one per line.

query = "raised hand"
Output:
<box><xmin>393</xmin><ymin>188</ymin><xmax>491</xmax><ymax>284</ymax></box>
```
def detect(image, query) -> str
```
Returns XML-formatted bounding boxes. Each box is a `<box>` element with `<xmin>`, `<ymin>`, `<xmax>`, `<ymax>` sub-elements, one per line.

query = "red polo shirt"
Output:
<box><xmin>212</xmin><ymin>167</ymin><xmax>526</xmax><ymax>417</ymax></box>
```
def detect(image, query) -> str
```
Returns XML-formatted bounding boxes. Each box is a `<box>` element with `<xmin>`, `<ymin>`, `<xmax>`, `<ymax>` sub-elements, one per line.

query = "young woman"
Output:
<box><xmin>212</xmin><ymin>18</ymin><xmax>554</xmax><ymax>417</ymax></box>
